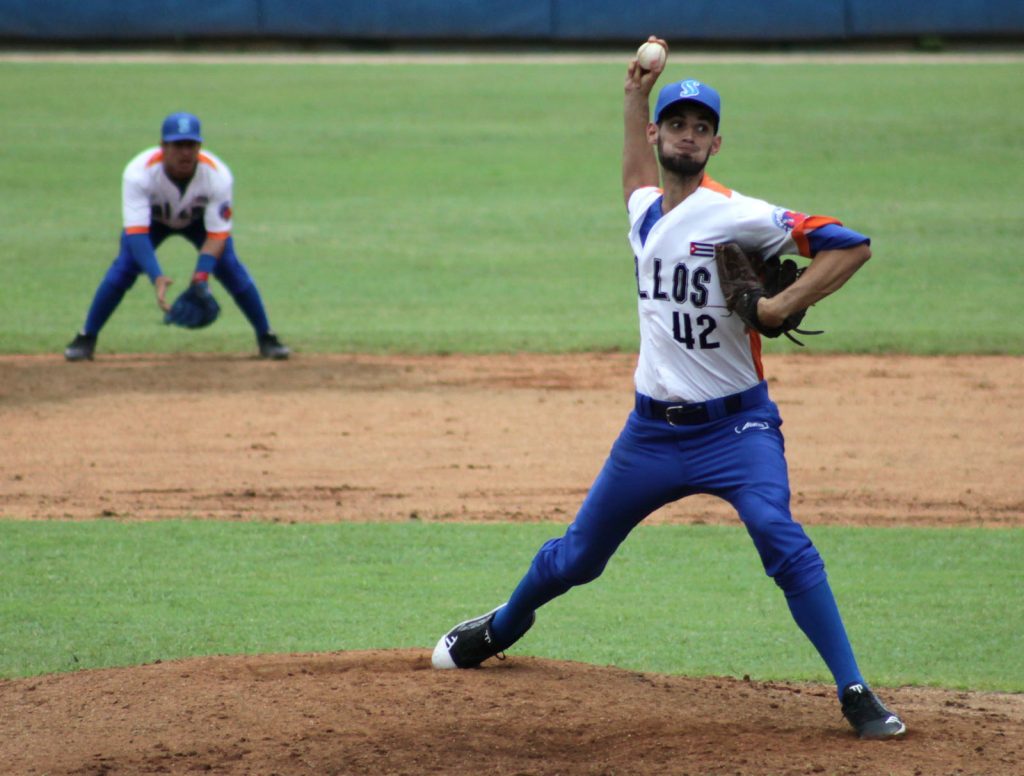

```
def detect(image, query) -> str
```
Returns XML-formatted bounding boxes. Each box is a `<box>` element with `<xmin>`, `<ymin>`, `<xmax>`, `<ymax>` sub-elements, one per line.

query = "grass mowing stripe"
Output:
<box><xmin>1</xmin><ymin>62</ymin><xmax>1022</xmax><ymax>354</ymax></box>
<box><xmin>1</xmin><ymin>520</ymin><xmax>1019</xmax><ymax>691</ymax></box>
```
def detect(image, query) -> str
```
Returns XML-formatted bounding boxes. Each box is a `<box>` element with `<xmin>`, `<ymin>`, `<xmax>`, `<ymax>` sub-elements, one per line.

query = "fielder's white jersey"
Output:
<box><xmin>627</xmin><ymin>175</ymin><xmax>837</xmax><ymax>403</ymax></box>
<box><xmin>121</xmin><ymin>147</ymin><xmax>233</xmax><ymax>237</ymax></box>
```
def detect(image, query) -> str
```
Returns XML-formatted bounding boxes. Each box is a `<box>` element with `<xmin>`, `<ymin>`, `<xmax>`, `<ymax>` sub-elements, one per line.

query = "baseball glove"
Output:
<box><xmin>164</xmin><ymin>281</ymin><xmax>220</xmax><ymax>329</ymax></box>
<box><xmin>714</xmin><ymin>242</ymin><xmax>822</xmax><ymax>345</ymax></box>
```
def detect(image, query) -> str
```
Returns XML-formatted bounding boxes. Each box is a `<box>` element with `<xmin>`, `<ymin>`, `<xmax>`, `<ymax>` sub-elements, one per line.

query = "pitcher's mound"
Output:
<box><xmin>2</xmin><ymin>650</ymin><xmax>1021</xmax><ymax>775</ymax></box>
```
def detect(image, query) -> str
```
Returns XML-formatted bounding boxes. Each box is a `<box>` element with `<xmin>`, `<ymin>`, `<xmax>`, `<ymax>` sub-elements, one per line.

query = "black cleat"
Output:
<box><xmin>432</xmin><ymin>604</ymin><xmax>534</xmax><ymax>669</ymax></box>
<box><xmin>841</xmin><ymin>683</ymin><xmax>907</xmax><ymax>740</ymax></box>
<box><xmin>258</xmin><ymin>332</ymin><xmax>290</xmax><ymax>360</ymax></box>
<box><xmin>64</xmin><ymin>333</ymin><xmax>97</xmax><ymax>362</ymax></box>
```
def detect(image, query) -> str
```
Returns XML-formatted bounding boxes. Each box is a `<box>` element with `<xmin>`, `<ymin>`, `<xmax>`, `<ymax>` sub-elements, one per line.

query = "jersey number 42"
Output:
<box><xmin>673</xmin><ymin>312</ymin><xmax>720</xmax><ymax>350</ymax></box>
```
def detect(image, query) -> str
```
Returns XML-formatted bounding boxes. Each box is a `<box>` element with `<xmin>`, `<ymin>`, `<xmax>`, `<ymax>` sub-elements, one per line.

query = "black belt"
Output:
<box><xmin>635</xmin><ymin>382</ymin><xmax>766</xmax><ymax>426</ymax></box>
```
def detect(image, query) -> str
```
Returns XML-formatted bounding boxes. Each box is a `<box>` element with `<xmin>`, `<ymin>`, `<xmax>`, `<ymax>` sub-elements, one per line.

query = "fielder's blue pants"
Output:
<box><xmin>492</xmin><ymin>381</ymin><xmax>864</xmax><ymax>694</ymax></box>
<box><xmin>83</xmin><ymin>222</ymin><xmax>269</xmax><ymax>336</ymax></box>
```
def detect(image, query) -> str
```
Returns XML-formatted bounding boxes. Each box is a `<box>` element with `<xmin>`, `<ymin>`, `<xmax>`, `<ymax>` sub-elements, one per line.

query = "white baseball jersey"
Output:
<box><xmin>627</xmin><ymin>175</ymin><xmax>838</xmax><ymax>403</ymax></box>
<box><xmin>121</xmin><ymin>147</ymin><xmax>233</xmax><ymax>237</ymax></box>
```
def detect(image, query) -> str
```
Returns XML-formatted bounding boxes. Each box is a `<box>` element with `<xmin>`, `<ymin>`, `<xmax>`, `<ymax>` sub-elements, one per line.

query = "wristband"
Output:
<box><xmin>192</xmin><ymin>271</ymin><xmax>210</xmax><ymax>284</ymax></box>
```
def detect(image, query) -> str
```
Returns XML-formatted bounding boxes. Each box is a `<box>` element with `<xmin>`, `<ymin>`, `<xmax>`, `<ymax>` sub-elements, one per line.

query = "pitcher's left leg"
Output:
<box><xmin>722</xmin><ymin>413</ymin><xmax>904</xmax><ymax>737</ymax></box>
<box><xmin>722</xmin><ymin>418</ymin><xmax>863</xmax><ymax>695</ymax></box>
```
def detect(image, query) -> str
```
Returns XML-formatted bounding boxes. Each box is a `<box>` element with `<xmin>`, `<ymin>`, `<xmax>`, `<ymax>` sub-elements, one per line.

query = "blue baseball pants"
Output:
<box><xmin>491</xmin><ymin>381</ymin><xmax>864</xmax><ymax>694</ymax></box>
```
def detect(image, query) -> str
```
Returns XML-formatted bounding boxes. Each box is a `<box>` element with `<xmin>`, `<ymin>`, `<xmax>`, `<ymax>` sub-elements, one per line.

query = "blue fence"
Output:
<box><xmin>2</xmin><ymin>1</ymin><xmax>1021</xmax><ymax>42</ymax></box>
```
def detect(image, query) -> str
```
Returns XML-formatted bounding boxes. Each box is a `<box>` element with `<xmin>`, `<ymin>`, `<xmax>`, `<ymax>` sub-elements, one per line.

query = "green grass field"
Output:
<box><xmin>1</xmin><ymin>59</ymin><xmax>1022</xmax><ymax>354</ymax></box>
<box><xmin>1</xmin><ymin>521</ymin><xmax>1020</xmax><ymax>690</ymax></box>
<box><xmin>1</xmin><ymin>58</ymin><xmax>1021</xmax><ymax>690</ymax></box>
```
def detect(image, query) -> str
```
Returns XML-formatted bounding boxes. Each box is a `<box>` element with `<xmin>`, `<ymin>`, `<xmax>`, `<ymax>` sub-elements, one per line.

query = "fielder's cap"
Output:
<box><xmin>653</xmin><ymin>79</ymin><xmax>721</xmax><ymax>128</ymax></box>
<box><xmin>161</xmin><ymin>112</ymin><xmax>203</xmax><ymax>143</ymax></box>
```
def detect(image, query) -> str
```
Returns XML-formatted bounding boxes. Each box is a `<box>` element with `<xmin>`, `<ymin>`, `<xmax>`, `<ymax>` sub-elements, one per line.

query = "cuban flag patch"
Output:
<box><xmin>689</xmin><ymin>241</ymin><xmax>715</xmax><ymax>257</ymax></box>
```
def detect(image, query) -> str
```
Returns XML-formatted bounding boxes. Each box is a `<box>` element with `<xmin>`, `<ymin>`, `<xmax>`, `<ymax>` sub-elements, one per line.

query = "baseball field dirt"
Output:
<box><xmin>1</xmin><ymin>352</ymin><xmax>1022</xmax><ymax>775</ymax></box>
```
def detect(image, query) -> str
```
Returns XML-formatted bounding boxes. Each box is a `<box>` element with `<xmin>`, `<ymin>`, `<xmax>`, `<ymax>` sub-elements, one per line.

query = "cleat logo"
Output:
<box><xmin>734</xmin><ymin>421</ymin><xmax>770</xmax><ymax>434</ymax></box>
<box><xmin>848</xmin><ymin>683</ymin><xmax>865</xmax><ymax>693</ymax></box>
<box><xmin>885</xmin><ymin>715</ymin><xmax>899</xmax><ymax>724</ymax></box>
<box><xmin>444</xmin><ymin>635</ymin><xmax>458</xmax><ymax>649</ymax></box>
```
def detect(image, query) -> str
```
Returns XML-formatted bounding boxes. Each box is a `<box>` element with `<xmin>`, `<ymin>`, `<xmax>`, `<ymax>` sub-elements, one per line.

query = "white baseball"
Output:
<box><xmin>636</xmin><ymin>41</ymin><xmax>667</xmax><ymax>71</ymax></box>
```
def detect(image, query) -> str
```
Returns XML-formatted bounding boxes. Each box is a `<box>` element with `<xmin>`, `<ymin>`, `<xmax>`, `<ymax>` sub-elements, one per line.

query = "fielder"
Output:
<box><xmin>432</xmin><ymin>38</ymin><xmax>906</xmax><ymax>740</ymax></box>
<box><xmin>64</xmin><ymin>112</ymin><xmax>290</xmax><ymax>361</ymax></box>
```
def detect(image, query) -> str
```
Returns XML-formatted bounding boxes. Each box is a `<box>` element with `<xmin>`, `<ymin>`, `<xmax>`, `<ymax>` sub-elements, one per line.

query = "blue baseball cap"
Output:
<box><xmin>653</xmin><ymin>79</ymin><xmax>721</xmax><ymax>129</ymax></box>
<box><xmin>161</xmin><ymin>112</ymin><xmax>203</xmax><ymax>143</ymax></box>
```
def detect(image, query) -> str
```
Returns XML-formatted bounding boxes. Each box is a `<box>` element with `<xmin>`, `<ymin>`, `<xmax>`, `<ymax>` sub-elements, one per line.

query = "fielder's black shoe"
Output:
<box><xmin>64</xmin><ymin>332</ymin><xmax>97</xmax><ymax>362</ymax></box>
<box><xmin>432</xmin><ymin>604</ymin><xmax>535</xmax><ymax>669</ymax></box>
<box><xmin>841</xmin><ymin>683</ymin><xmax>907</xmax><ymax>740</ymax></box>
<box><xmin>258</xmin><ymin>332</ymin><xmax>290</xmax><ymax>360</ymax></box>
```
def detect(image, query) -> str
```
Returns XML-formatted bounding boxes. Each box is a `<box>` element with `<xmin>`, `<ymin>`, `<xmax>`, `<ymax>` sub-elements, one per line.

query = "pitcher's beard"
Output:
<box><xmin>657</xmin><ymin>146</ymin><xmax>710</xmax><ymax>178</ymax></box>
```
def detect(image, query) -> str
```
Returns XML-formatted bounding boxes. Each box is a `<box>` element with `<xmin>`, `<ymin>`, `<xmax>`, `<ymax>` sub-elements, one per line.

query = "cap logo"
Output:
<box><xmin>177</xmin><ymin>117</ymin><xmax>192</xmax><ymax>133</ymax></box>
<box><xmin>678</xmin><ymin>80</ymin><xmax>702</xmax><ymax>97</ymax></box>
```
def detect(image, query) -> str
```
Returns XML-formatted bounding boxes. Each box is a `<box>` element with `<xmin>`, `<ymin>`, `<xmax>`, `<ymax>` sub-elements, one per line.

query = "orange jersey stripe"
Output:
<box><xmin>748</xmin><ymin>329</ymin><xmax>765</xmax><ymax>381</ymax></box>
<box><xmin>125</xmin><ymin>226</ymin><xmax>150</xmax><ymax>235</ymax></box>
<box><xmin>198</xmin><ymin>152</ymin><xmax>217</xmax><ymax>170</ymax></box>
<box><xmin>145</xmin><ymin>150</ymin><xmax>163</xmax><ymax>167</ymax></box>
<box><xmin>792</xmin><ymin>214</ymin><xmax>842</xmax><ymax>257</ymax></box>
<box><xmin>700</xmin><ymin>174</ymin><xmax>733</xmax><ymax>198</ymax></box>
<box><xmin>206</xmin><ymin>231</ymin><xmax>230</xmax><ymax>240</ymax></box>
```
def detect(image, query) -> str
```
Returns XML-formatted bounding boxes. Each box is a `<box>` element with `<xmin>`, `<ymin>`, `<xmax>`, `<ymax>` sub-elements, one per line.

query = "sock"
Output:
<box><xmin>491</xmin><ymin>561</ymin><xmax>571</xmax><ymax>649</ymax></box>
<box><xmin>490</xmin><ymin>595</ymin><xmax>538</xmax><ymax>650</ymax></box>
<box><xmin>230</xmin><ymin>284</ymin><xmax>270</xmax><ymax>336</ymax></box>
<box><xmin>785</xmin><ymin>579</ymin><xmax>864</xmax><ymax>698</ymax></box>
<box><xmin>83</xmin><ymin>279</ymin><xmax>129</xmax><ymax>336</ymax></box>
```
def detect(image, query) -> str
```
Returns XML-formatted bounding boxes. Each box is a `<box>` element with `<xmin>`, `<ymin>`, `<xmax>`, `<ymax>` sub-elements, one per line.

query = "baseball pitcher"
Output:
<box><xmin>432</xmin><ymin>37</ymin><xmax>906</xmax><ymax>741</ymax></box>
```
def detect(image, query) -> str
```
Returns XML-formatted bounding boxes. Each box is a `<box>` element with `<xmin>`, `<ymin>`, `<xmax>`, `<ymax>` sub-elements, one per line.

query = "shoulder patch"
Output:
<box><xmin>771</xmin><ymin>208</ymin><xmax>807</xmax><ymax>233</ymax></box>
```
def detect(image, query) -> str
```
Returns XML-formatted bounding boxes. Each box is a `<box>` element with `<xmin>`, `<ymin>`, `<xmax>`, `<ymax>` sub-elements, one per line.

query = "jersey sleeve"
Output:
<box><xmin>804</xmin><ymin>222</ymin><xmax>870</xmax><ymax>254</ymax></box>
<box><xmin>203</xmin><ymin>162</ymin><xmax>234</xmax><ymax>238</ymax></box>
<box><xmin>732</xmin><ymin>195</ymin><xmax>843</xmax><ymax>259</ymax></box>
<box><xmin>627</xmin><ymin>186</ymin><xmax>662</xmax><ymax>222</ymax></box>
<box><xmin>626</xmin><ymin>186</ymin><xmax>664</xmax><ymax>255</ymax></box>
<box><xmin>121</xmin><ymin>166</ymin><xmax>152</xmax><ymax>231</ymax></box>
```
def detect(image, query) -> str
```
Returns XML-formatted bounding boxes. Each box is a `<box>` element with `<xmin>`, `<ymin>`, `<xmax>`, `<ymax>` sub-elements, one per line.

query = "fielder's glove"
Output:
<box><xmin>164</xmin><ymin>281</ymin><xmax>220</xmax><ymax>329</ymax></box>
<box><xmin>714</xmin><ymin>242</ymin><xmax>822</xmax><ymax>346</ymax></box>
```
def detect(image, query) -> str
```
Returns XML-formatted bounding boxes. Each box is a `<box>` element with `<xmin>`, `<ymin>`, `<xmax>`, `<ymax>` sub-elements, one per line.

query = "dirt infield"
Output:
<box><xmin>2</xmin><ymin>352</ymin><xmax>1021</xmax><ymax>527</ymax></box>
<box><xmin>1</xmin><ymin>352</ymin><xmax>1022</xmax><ymax>775</ymax></box>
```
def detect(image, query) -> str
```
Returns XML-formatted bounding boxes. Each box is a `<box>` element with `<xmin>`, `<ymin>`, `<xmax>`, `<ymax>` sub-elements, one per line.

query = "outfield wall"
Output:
<box><xmin>2</xmin><ymin>1</ymin><xmax>1021</xmax><ymax>43</ymax></box>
